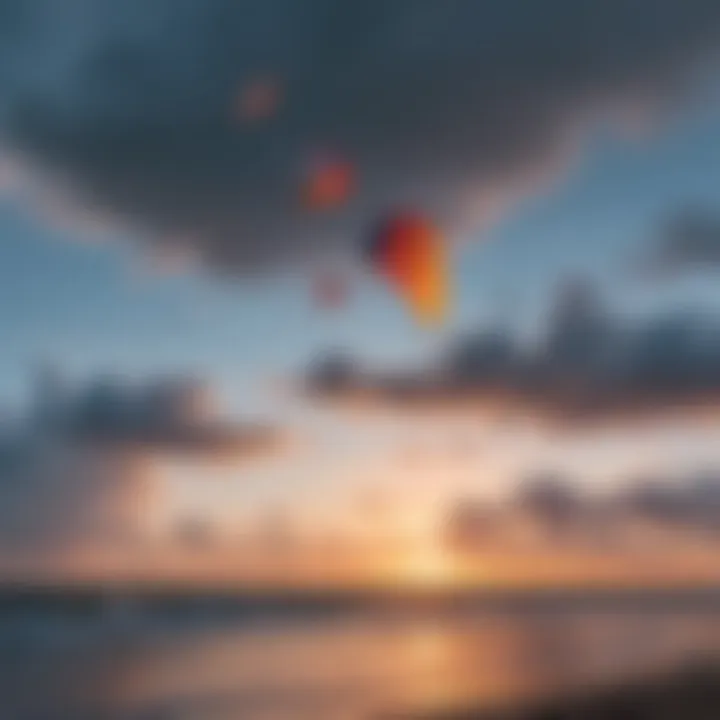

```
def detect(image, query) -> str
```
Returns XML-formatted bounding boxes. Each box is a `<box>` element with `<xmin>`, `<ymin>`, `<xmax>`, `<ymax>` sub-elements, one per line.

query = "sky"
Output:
<box><xmin>4</xmin><ymin>100</ymin><xmax>720</xmax><ymax>408</ymax></box>
<box><xmin>2</xmin><ymin>1</ymin><xmax>720</xmax><ymax>583</ymax></box>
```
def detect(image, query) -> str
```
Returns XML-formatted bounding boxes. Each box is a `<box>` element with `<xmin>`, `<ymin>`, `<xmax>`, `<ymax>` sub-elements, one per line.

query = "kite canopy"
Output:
<box><xmin>301</xmin><ymin>158</ymin><xmax>355</xmax><ymax>211</ymax></box>
<box><xmin>365</xmin><ymin>212</ymin><xmax>450</xmax><ymax>326</ymax></box>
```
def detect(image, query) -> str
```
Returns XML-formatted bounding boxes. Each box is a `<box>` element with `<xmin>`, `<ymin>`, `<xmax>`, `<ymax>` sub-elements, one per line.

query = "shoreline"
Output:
<box><xmin>2</xmin><ymin>582</ymin><xmax>720</xmax><ymax>613</ymax></box>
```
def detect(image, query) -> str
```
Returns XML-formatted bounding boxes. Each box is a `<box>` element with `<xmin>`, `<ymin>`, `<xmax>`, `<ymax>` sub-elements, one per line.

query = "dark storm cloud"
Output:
<box><xmin>306</xmin><ymin>279</ymin><xmax>720</xmax><ymax>423</ymax></box>
<box><xmin>1</xmin><ymin>0</ymin><xmax>720</xmax><ymax>270</ymax></box>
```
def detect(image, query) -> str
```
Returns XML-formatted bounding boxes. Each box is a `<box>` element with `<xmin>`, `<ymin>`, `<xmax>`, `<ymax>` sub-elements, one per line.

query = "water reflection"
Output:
<box><xmin>2</xmin><ymin>603</ymin><xmax>720</xmax><ymax>719</ymax></box>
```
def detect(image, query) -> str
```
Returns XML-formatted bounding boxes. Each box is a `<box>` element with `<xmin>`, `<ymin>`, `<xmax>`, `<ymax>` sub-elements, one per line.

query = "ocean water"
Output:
<box><xmin>1</xmin><ymin>591</ymin><xmax>720</xmax><ymax>719</ymax></box>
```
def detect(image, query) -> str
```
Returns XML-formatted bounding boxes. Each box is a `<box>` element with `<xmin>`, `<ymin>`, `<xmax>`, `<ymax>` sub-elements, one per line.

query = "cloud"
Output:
<box><xmin>441</xmin><ymin>469</ymin><xmax>720</xmax><ymax>554</ymax></box>
<box><xmin>1</xmin><ymin>1</ymin><xmax>720</xmax><ymax>271</ymax></box>
<box><xmin>0</xmin><ymin>369</ymin><xmax>286</xmax><ymax>557</ymax></box>
<box><xmin>0</xmin><ymin>439</ymin><xmax>156</xmax><ymax>553</ymax></box>
<box><xmin>38</xmin><ymin>369</ymin><xmax>284</xmax><ymax>456</ymax></box>
<box><xmin>642</xmin><ymin>207</ymin><xmax>720</xmax><ymax>276</ymax></box>
<box><xmin>306</xmin><ymin>277</ymin><xmax>720</xmax><ymax>423</ymax></box>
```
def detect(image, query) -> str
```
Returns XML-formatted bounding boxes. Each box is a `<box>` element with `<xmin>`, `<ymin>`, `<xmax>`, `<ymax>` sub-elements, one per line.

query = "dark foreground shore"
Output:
<box><xmin>404</xmin><ymin>663</ymin><xmax>720</xmax><ymax>719</ymax></box>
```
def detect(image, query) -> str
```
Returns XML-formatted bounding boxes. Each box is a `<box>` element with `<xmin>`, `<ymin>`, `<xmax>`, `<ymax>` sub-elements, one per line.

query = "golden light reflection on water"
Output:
<box><xmin>12</xmin><ymin>605</ymin><xmax>718</xmax><ymax>720</ymax></box>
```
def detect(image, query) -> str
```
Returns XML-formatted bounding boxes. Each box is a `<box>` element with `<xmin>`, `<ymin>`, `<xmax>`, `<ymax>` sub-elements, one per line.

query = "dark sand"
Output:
<box><xmin>404</xmin><ymin>662</ymin><xmax>720</xmax><ymax>719</ymax></box>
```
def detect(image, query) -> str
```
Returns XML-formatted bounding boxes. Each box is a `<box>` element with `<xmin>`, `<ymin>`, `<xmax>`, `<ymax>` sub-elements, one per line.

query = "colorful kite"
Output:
<box><xmin>365</xmin><ymin>212</ymin><xmax>450</xmax><ymax>326</ymax></box>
